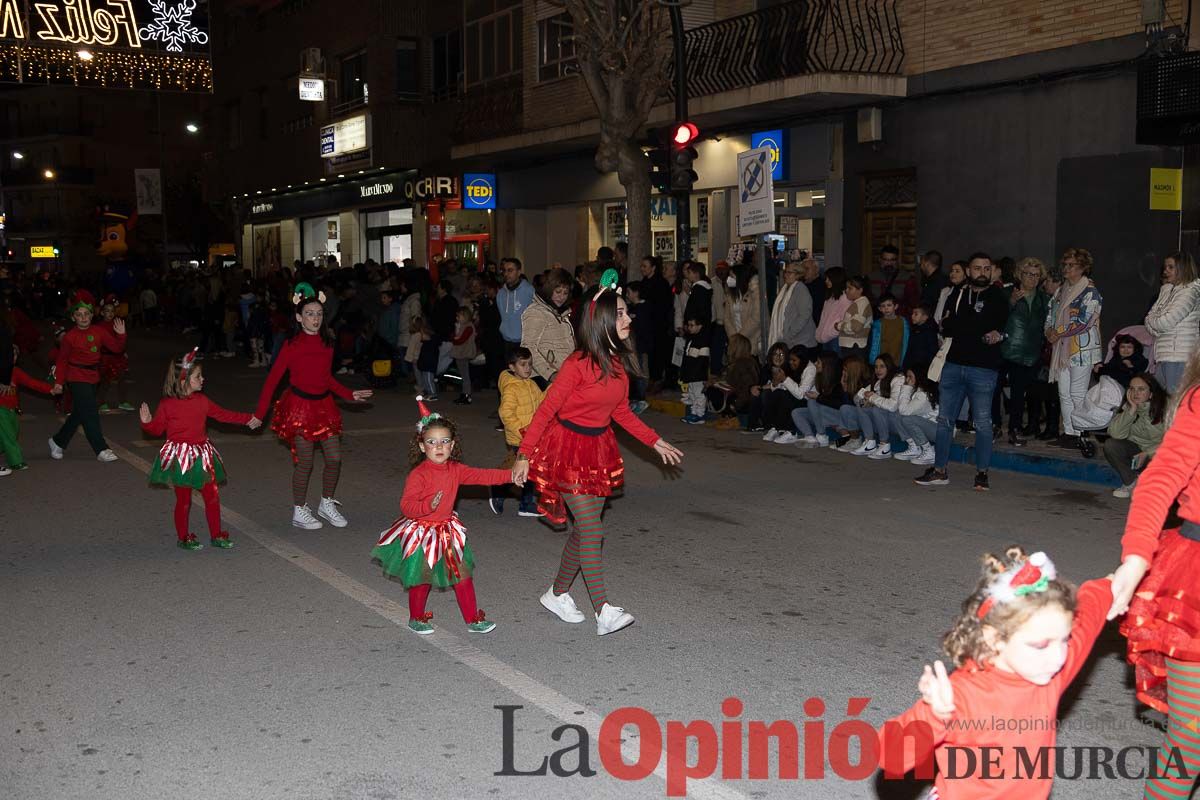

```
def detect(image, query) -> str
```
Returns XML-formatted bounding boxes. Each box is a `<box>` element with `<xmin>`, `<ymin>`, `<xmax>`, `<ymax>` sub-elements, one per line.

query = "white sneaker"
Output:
<box><xmin>800</xmin><ymin>435</ymin><xmax>819</xmax><ymax>447</ymax></box>
<box><xmin>96</xmin><ymin>449</ymin><xmax>119</xmax><ymax>462</ymax></box>
<box><xmin>868</xmin><ymin>443</ymin><xmax>893</xmax><ymax>460</ymax></box>
<box><xmin>48</xmin><ymin>437</ymin><xmax>63</xmax><ymax>460</ymax></box>
<box><xmin>851</xmin><ymin>439</ymin><xmax>877</xmax><ymax>456</ymax></box>
<box><xmin>596</xmin><ymin>602</ymin><xmax>635</xmax><ymax>636</ymax></box>
<box><xmin>1112</xmin><ymin>482</ymin><xmax>1135</xmax><ymax>499</ymax></box>
<box><xmin>761</xmin><ymin>428</ymin><xmax>779</xmax><ymax>442</ymax></box>
<box><xmin>837</xmin><ymin>437</ymin><xmax>862</xmax><ymax>453</ymax></box>
<box><xmin>540</xmin><ymin>587</ymin><xmax>586</xmax><ymax>623</ymax></box>
<box><xmin>894</xmin><ymin>440</ymin><xmax>919</xmax><ymax>461</ymax></box>
<box><xmin>815</xmin><ymin>434</ymin><xmax>830</xmax><ymax>447</ymax></box>
<box><xmin>774</xmin><ymin>431</ymin><xmax>799</xmax><ymax>444</ymax></box>
<box><xmin>317</xmin><ymin>497</ymin><xmax>348</xmax><ymax>527</ymax></box>
<box><xmin>292</xmin><ymin>504</ymin><xmax>323</xmax><ymax>530</ymax></box>
<box><xmin>911</xmin><ymin>444</ymin><xmax>936</xmax><ymax>466</ymax></box>
<box><xmin>0</xmin><ymin>466</ymin><xmax>11</xmax><ymax>477</ymax></box>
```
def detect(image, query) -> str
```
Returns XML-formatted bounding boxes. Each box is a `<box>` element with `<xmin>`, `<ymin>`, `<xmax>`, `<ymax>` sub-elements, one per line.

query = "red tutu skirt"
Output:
<box><xmin>99</xmin><ymin>353</ymin><xmax>129</xmax><ymax>382</ymax></box>
<box><xmin>270</xmin><ymin>389</ymin><xmax>342</xmax><ymax>449</ymax></box>
<box><xmin>527</xmin><ymin>421</ymin><xmax>623</xmax><ymax>525</ymax></box>
<box><xmin>1120</xmin><ymin>527</ymin><xmax>1200</xmax><ymax>713</ymax></box>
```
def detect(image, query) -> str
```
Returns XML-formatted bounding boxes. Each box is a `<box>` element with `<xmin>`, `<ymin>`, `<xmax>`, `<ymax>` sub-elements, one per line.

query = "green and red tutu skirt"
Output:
<box><xmin>1120</xmin><ymin>526</ymin><xmax>1200</xmax><ymax>714</ymax></box>
<box><xmin>527</xmin><ymin>420</ymin><xmax>623</xmax><ymax>525</ymax></box>
<box><xmin>270</xmin><ymin>387</ymin><xmax>342</xmax><ymax>446</ymax></box>
<box><xmin>371</xmin><ymin>513</ymin><xmax>474</xmax><ymax>588</ymax></box>
<box><xmin>148</xmin><ymin>439</ymin><xmax>227</xmax><ymax>489</ymax></box>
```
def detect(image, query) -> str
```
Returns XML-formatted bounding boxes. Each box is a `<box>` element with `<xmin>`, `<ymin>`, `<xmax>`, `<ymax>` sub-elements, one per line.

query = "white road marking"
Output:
<box><xmin>107</xmin><ymin>440</ymin><xmax>749</xmax><ymax>800</ymax></box>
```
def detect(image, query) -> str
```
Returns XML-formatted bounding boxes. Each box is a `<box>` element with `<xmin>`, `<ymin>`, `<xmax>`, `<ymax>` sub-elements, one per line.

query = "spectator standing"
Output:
<box><xmin>1046</xmin><ymin>248</ymin><xmax>1103</xmax><ymax>447</ymax></box>
<box><xmin>724</xmin><ymin>265</ymin><xmax>762</xmax><ymax>356</ymax></box>
<box><xmin>1144</xmin><ymin>250</ymin><xmax>1200</xmax><ymax>394</ymax></box>
<box><xmin>933</xmin><ymin>261</ymin><xmax>966</xmax><ymax>326</ymax></box>
<box><xmin>914</xmin><ymin>252</ymin><xmax>1009</xmax><ymax>491</ymax></box>
<box><xmin>497</xmin><ymin>258</ymin><xmax>535</xmax><ymax>362</ymax></box>
<box><xmin>767</xmin><ymin>260</ymin><xmax>816</xmax><ymax>351</ymax></box>
<box><xmin>430</xmin><ymin>279</ymin><xmax>459</xmax><ymax>383</ymax></box>
<box><xmin>866</xmin><ymin>244</ymin><xmax>919</xmax><ymax>315</ymax></box>
<box><xmin>709</xmin><ymin>260</ymin><xmax>730</xmax><ymax>373</ymax></box>
<box><xmin>904</xmin><ymin>304</ymin><xmax>939</xmax><ymax>371</ymax></box>
<box><xmin>918</xmin><ymin>250</ymin><xmax>948</xmax><ymax>310</ymax></box>
<box><xmin>815</xmin><ymin>267</ymin><xmax>850</xmax><ymax>355</ymax></box>
<box><xmin>801</xmin><ymin>258</ymin><xmax>824</xmax><ymax>326</ymax></box>
<box><xmin>521</xmin><ymin>267</ymin><xmax>576</xmax><ymax>386</ymax></box>
<box><xmin>997</xmin><ymin>257</ymin><xmax>1050</xmax><ymax>445</ymax></box>
<box><xmin>682</xmin><ymin>261</ymin><xmax>712</xmax><ymax>328</ymax></box>
<box><xmin>638</xmin><ymin>256</ymin><xmax>673</xmax><ymax>385</ymax></box>
<box><xmin>836</xmin><ymin>276</ymin><xmax>872</xmax><ymax>355</ymax></box>
<box><xmin>868</xmin><ymin>293</ymin><xmax>909</xmax><ymax>365</ymax></box>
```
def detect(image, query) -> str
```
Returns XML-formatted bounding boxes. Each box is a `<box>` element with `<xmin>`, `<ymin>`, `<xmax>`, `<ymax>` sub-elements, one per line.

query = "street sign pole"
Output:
<box><xmin>736</xmin><ymin>145</ymin><xmax>776</xmax><ymax>357</ymax></box>
<box><xmin>756</xmin><ymin>233</ymin><xmax>769</xmax><ymax>357</ymax></box>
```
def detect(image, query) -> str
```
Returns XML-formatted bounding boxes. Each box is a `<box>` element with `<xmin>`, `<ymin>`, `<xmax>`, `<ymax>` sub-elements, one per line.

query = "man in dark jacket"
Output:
<box><xmin>682</xmin><ymin>261</ymin><xmax>713</xmax><ymax>328</ymax></box>
<box><xmin>638</xmin><ymin>255</ymin><xmax>673</xmax><ymax>384</ymax></box>
<box><xmin>915</xmin><ymin>252</ymin><xmax>1010</xmax><ymax>491</ymax></box>
<box><xmin>918</xmin><ymin>250</ymin><xmax>948</xmax><ymax>310</ymax></box>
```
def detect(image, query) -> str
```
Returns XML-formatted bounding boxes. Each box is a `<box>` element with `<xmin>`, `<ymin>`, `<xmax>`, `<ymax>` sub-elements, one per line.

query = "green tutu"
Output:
<box><xmin>371</xmin><ymin>514</ymin><xmax>474</xmax><ymax>588</ymax></box>
<box><xmin>148</xmin><ymin>440</ymin><xmax>227</xmax><ymax>489</ymax></box>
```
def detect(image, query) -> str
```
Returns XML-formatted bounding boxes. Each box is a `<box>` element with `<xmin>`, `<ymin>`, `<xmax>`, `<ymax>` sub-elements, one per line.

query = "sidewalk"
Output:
<box><xmin>646</xmin><ymin>396</ymin><xmax>1123</xmax><ymax>488</ymax></box>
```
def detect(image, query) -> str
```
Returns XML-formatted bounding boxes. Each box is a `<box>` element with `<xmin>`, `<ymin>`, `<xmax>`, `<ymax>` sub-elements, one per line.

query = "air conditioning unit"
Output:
<box><xmin>1137</xmin><ymin>51</ymin><xmax>1200</xmax><ymax>145</ymax></box>
<box><xmin>301</xmin><ymin>47</ymin><xmax>325</xmax><ymax>77</ymax></box>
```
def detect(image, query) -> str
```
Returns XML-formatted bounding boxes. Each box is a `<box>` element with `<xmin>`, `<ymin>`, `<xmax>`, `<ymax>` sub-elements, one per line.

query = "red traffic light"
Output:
<box><xmin>672</xmin><ymin>122</ymin><xmax>698</xmax><ymax>146</ymax></box>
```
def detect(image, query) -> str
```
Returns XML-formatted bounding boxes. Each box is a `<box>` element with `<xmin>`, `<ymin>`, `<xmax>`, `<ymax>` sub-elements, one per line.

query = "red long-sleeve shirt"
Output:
<box><xmin>400</xmin><ymin>459</ymin><xmax>512</xmax><ymax>522</ymax></box>
<box><xmin>518</xmin><ymin>352</ymin><xmax>660</xmax><ymax>456</ymax></box>
<box><xmin>254</xmin><ymin>332</ymin><xmax>353</xmax><ymax>420</ymax></box>
<box><xmin>54</xmin><ymin>325</ymin><xmax>126</xmax><ymax>385</ymax></box>
<box><xmin>141</xmin><ymin>394</ymin><xmax>252</xmax><ymax>444</ymax></box>
<box><xmin>0</xmin><ymin>367</ymin><xmax>53</xmax><ymax>411</ymax></box>
<box><xmin>877</xmin><ymin>579</ymin><xmax>1112</xmax><ymax>799</ymax></box>
<box><xmin>1122</xmin><ymin>390</ymin><xmax>1200</xmax><ymax>563</ymax></box>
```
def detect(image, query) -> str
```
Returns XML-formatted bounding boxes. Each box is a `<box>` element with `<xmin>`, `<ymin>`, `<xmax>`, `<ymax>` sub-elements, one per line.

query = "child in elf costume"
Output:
<box><xmin>97</xmin><ymin>294</ymin><xmax>133</xmax><ymax>413</ymax></box>
<box><xmin>371</xmin><ymin>398</ymin><xmax>518</xmax><ymax>635</ymax></box>
<box><xmin>49</xmin><ymin>290</ymin><xmax>125</xmax><ymax>463</ymax></box>
<box><xmin>140</xmin><ymin>348</ymin><xmax>262</xmax><ymax>550</ymax></box>
<box><xmin>0</xmin><ymin>345</ymin><xmax>55</xmax><ymax>475</ymax></box>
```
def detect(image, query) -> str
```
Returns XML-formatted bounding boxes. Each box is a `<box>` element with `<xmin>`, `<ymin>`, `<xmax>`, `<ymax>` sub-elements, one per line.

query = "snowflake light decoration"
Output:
<box><xmin>139</xmin><ymin>0</ymin><xmax>209</xmax><ymax>53</ymax></box>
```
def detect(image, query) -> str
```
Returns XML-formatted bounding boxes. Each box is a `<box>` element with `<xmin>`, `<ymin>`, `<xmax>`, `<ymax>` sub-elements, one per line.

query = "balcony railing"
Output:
<box><xmin>672</xmin><ymin>0</ymin><xmax>903</xmax><ymax>99</ymax></box>
<box><xmin>452</xmin><ymin>77</ymin><xmax>523</xmax><ymax>145</ymax></box>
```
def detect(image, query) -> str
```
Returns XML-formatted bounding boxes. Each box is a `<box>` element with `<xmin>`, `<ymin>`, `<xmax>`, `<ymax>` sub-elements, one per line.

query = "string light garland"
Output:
<box><xmin>0</xmin><ymin>43</ymin><xmax>211</xmax><ymax>92</ymax></box>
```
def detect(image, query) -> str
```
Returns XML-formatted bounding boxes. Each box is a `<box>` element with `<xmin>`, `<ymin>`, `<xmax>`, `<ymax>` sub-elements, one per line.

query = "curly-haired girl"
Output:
<box><xmin>370</xmin><ymin>398</ymin><xmax>518</xmax><ymax>635</ymax></box>
<box><xmin>879</xmin><ymin>546</ymin><xmax>1112</xmax><ymax>799</ymax></box>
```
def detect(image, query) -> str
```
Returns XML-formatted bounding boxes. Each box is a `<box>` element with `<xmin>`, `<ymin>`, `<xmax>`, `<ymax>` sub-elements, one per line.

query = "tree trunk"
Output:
<box><xmin>615</xmin><ymin>140</ymin><xmax>651</xmax><ymax>267</ymax></box>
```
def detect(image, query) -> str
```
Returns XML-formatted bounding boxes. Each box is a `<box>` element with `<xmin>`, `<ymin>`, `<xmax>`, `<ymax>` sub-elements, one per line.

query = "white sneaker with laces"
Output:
<box><xmin>540</xmin><ymin>587</ymin><xmax>586</xmax><ymax>623</ymax></box>
<box><xmin>911</xmin><ymin>444</ymin><xmax>936</xmax><ymax>465</ymax></box>
<box><xmin>97</xmin><ymin>449</ymin><xmax>119</xmax><ymax>462</ymax></box>
<box><xmin>292</xmin><ymin>504</ymin><xmax>323</xmax><ymax>530</ymax></box>
<box><xmin>837</xmin><ymin>437</ymin><xmax>862</xmax><ymax>453</ymax></box>
<box><xmin>894</xmin><ymin>440</ymin><xmax>919</xmax><ymax>461</ymax></box>
<box><xmin>318</xmin><ymin>497</ymin><xmax>348</xmax><ymax>527</ymax></box>
<box><xmin>815</xmin><ymin>434</ymin><xmax>830</xmax><ymax>447</ymax></box>
<box><xmin>868</xmin><ymin>443</ymin><xmax>893</xmax><ymax>460</ymax></box>
<box><xmin>48</xmin><ymin>437</ymin><xmax>63</xmax><ymax>460</ymax></box>
<box><xmin>596</xmin><ymin>603</ymin><xmax>635</xmax><ymax>636</ymax></box>
<box><xmin>0</xmin><ymin>466</ymin><xmax>11</xmax><ymax>476</ymax></box>
<box><xmin>1112</xmin><ymin>482</ymin><xmax>1135</xmax><ymax>499</ymax></box>
<box><xmin>774</xmin><ymin>431</ymin><xmax>799</xmax><ymax>444</ymax></box>
<box><xmin>800</xmin><ymin>435</ymin><xmax>819</xmax><ymax>447</ymax></box>
<box><xmin>851</xmin><ymin>439</ymin><xmax>877</xmax><ymax>456</ymax></box>
<box><xmin>761</xmin><ymin>428</ymin><xmax>779</xmax><ymax>442</ymax></box>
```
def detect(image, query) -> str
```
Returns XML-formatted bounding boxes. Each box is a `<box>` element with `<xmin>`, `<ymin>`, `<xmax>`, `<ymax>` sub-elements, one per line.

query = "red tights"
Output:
<box><xmin>408</xmin><ymin>579</ymin><xmax>481</xmax><ymax>623</ymax></box>
<box><xmin>173</xmin><ymin>483</ymin><xmax>224</xmax><ymax>540</ymax></box>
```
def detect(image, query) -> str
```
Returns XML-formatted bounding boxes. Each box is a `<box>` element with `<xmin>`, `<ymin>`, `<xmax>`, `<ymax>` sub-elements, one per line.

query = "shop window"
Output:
<box><xmin>465</xmin><ymin>4</ymin><xmax>522</xmax><ymax>87</ymax></box>
<box><xmin>338</xmin><ymin>51</ymin><xmax>368</xmax><ymax>111</ymax></box>
<box><xmin>396</xmin><ymin>39</ymin><xmax>420</xmax><ymax>101</ymax></box>
<box><xmin>538</xmin><ymin>12</ymin><xmax>577</xmax><ymax>82</ymax></box>
<box><xmin>431</xmin><ymin>30</ymin><xmax>462</xmax><ymax>101</ymax></box>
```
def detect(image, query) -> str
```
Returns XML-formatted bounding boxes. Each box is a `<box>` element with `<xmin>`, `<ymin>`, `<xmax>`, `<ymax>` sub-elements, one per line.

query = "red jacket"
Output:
<box><xmin>141</xmin><ymin>394</ymin><xmax>252</xmax><ymax>445</ymax></box>
<box><xmin>255</xmin><ymin>332</ymin><xmax>353</xmax><ymax>420</ymax></box>
<box><xmin>0</xmin><ymin>367</ymin><xmax>54</xmax><ymax>410</ymax></box>
<box><xmin>54</xmin><ymin>325</ymin><xmax>126</xmax><ymax>385</ymax></box>
<box><xmin>400</xmin><ymin>459</ymin><xmax>511</xmax><ymax>522</ymax></box>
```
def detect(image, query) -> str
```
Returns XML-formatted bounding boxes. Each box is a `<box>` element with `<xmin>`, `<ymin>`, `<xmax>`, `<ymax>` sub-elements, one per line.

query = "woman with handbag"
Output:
<box><xmin>520</xmin><ymin>268</ymin><xmax>576</xmax><ymax>388</ymax></box>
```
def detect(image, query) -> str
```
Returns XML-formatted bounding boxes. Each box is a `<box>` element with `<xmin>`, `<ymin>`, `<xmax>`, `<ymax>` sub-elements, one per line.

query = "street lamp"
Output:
<box><xmin>11</xmin><ymin>151</ymin><xmax>23</xmax><ymax>160</ymax></box>
<box><xmin>43</xmin><ymin>168</ymin><xmax>55</xmax><ymax>180</ymax></box>
<box><xmin>185</xmin><ymin>123</ymin><xmax>199</xmax><ymax>134</ymax></box>
<box><xmin>76</xmin><ymin>49</ymin><xmax>93</xmax><ymax>61</ymax></box>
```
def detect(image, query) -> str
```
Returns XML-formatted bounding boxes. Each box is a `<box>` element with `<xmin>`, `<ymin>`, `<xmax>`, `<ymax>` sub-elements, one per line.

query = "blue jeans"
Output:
<box><xmin>821</xmin><ymin>339</ymin><xmax>840</xmax><ymax>355</ymax></box>
<box><xmin>865</xmin><ymin>406</ymin><xmax>896</xmax><ymax>444</ymax></box>
<box><xmin>1158</xmin><ymin>361</ymin><xmax>1186</xmax><ymax>394</ymax></box>
<box><xmin>794</xmin><ymin>403</ymin><xmax>841</xmax><ymax>437</ymax></box>
<box><xmin>897</xmin><ymin>415</ymin><xmax>937</xmax><ymax>446</ymax></box>
<box><xmin>935</xmin><ymin>363</ymin><xmax>998</xmax><ymax>471</ymax></box>
<box><xmin>840</xmin><ymin>404</ymin><xmax>873</xmax><ymax>439</ymax></box>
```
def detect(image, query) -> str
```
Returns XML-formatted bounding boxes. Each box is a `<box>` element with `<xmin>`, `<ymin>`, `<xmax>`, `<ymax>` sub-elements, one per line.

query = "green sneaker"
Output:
<box><xmin>467</xmin><ymin>620</ymin><xmax>497</xmax><ymax>634</ymax></box>
<box><xmin>9</xmin><ymin>463</ymin><xmax>28</xmax><ymax>471</ymax></box>
<box><xmin>176</xmin><ymin>535</ymin><xmax>203</xmax><ymax>551</ymax></box>
<box><xmin>98</xmin><ymin>403</ymin><xmax>111</xmax><ymax>412</ymax></box>
<box><xmin>210</xmin><ymin>536</ymin><xmax>234</xmax><ymax>549</ymax></box>
<box><xmin>118</xmin><ymin>402</ymin><xmax>136</xmax><ymax>412</ymax></box>
<box><xmin>408</xmin><ymin>617</ymin><xmax>434</xmax><ymax>635</ymax></box>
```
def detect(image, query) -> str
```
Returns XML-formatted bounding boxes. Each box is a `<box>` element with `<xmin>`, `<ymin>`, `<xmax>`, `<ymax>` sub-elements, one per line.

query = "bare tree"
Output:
<box><xmin>559</xmin><ymin>0</ymin><xmax>671</xmax><ymax>267</ymax></box>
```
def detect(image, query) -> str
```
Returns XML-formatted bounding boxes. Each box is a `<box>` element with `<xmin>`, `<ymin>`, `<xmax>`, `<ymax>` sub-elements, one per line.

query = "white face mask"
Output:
<box><xmin>726</xmin><ymin>275</ymin><xmax>737</xmax><ymax>288</ymax></box>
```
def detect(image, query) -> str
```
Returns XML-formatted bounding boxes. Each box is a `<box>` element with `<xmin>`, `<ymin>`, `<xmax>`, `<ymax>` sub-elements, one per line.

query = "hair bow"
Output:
<box><xmin>977</xmin><ymin>551</ymin><xmax>1057</xmax><ymax>619</ymax></box>
<box><xmin>292</xmin><ymin>282</ymin><xmax>327</xmax><ymax>306</ymax></box>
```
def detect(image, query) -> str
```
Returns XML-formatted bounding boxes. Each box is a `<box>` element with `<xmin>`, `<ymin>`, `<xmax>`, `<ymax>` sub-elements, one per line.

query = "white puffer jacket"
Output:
<box><xmin>1145</xmin><ymin>281</ymin><xmax>1200</xmax><ymax>363</ymax></box>
<box><xmin>866</xmin><ymin>375</ymin><xmax>909</xmax><ymax>412</ymax></box>
<box><xmin>897</xmin><ymin>387</ymin><xmax>938</xmax><ymax>421</ymax></box>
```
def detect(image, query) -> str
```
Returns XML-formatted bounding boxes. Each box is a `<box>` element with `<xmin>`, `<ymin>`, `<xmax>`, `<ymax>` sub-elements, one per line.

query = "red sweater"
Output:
<box><xmin>141</xmin><ymin>394</ymin><xmax>253</xmax><ymax>444</ymax></box>
<box><xmin>1122</xmin><ymin>390</ymin><xmax>1200</xmax><ymax>563</ymax></box>
<box><xmin>400</xmin><ymin>459</ymin><xmax>512</xmax><ymax>522</ymax></box>
<box><xmin>0</xmin><ymin>367</ymin><xmax>53</xmax><ymax>410</ymax></box>
<box><xmin>255</xmin><ymin>332</ymin><xmax>353</xmax><ymax>419</ymax></box>
<box><xmin>878</xmin><ymin>579</ymin><xmax>1112</xmax><ymax>799</ymax></box>
<box><xmin>518</xmin><ymin>352</ymin><xmax>659</xmax><ymax>456</ymax></box>
<box><xmin>96</xmin><ymin>319</ymin><xmax>125</xmax><ymax>355</ymax></box>
<box><xmin>55</xmin><ymin>325</ymin><xmax>126</xmax><ymax>385</ymax></box>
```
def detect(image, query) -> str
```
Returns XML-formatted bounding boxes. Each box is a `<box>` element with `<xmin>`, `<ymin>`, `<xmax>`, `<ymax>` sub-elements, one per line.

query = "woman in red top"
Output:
<box><xmin>256</xmin><ymin>284</ymin><xmax>372</xmax><ymax>531</ymax></box>
<box><xmin>140</xmin><ymin>348</ymin><xmax>261</xmax><ymax>550</ymax></box>
<box><xmin>513</xmin><ymin>270</ymin><xmax>684</xmax><ymax>636</ymax></box>
<box><xmin>1110</xmin><ymin>349</ymin><xmax>1200</xmax><ymax>798</ymax></box>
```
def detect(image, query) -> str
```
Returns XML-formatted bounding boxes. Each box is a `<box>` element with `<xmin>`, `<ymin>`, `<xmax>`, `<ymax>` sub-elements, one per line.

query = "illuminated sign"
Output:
<box><xmin>30</xmin><ymin>245</ymin><xmax>56</xmax><ymax>258</ymax></box>
<box><xmin>751</xmin><ymin>130</ymin><xmax>786</xmax><ymax>181</ymax></box>
<box><xmin>462</xmin><ymin>173</ymin><xmax>496</xmax><ymax>210</ymax></box>
<box><xmin>404</xmin><ymin>175</ymin><xmax>457</xmax><ymax>202</ymax></box>
<box><xmin>320</xmin><ymin>114</ymin><xmax>368</xmax><ymax>158</ymax></box>
<box><xmin>0</xmin><ymin>0</ymin><xmax>208</xmax><ymax>51</ymax></box>
<box><xmin>299</xmin><ymin>76</ymin><xmax>324</xmax><ymax>101</ymax></box>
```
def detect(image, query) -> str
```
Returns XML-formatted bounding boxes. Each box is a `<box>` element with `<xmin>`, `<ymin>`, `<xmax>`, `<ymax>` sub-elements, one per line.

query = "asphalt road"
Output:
<box><xmin>1</xmin><ymin>331</ymin><xmax>1164</xmax><ymax>800</ymax></box>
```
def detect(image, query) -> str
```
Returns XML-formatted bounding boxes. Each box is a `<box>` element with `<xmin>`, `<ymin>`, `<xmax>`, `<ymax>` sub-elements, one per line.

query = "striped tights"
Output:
<box><xmin>553</xmin><ymin>493</ymin><xmax>607</xmax><ymax>613</ymax></box>
<box><xmin>1145</xmin><ymin>658</ymin><xmax>1200</xmax><ymax>799</ymax></box>
<box><xmin>291</xmin><ymin>436</ymin><xmax>342</xmax><ymax>505</ymax></box>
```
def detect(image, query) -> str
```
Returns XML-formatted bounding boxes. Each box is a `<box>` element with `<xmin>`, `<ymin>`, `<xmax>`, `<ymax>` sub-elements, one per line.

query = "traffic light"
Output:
<box><xmin>669</xmin><ymin>121</ymin><xmax>698</xmax><ymax>191</ymax></box>
<box><xmin>646</xmin><ymin>128</ymin><xmax>670</xmax><ymax>192</ymax></box>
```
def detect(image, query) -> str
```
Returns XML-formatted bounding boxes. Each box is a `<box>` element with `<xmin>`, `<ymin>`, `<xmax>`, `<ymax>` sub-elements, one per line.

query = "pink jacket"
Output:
<box><xmin>816</xmin><ymin>295</ymin><xmax>852</xmax><ymax>344</ymax></box>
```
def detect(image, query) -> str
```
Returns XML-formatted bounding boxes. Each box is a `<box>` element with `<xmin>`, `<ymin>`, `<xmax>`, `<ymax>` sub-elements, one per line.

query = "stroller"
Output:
<box><xmin>1072</xmin><ymin>326</ymin><xmax>1155</xmax><ymax>458</ymax></box>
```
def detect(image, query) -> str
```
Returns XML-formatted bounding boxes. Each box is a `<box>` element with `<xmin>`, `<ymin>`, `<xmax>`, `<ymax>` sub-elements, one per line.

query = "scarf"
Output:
<box><xmin>1049</xmin><ymin>277</ymin><xmax>1094</xmax><ymax>378</ymax></box>
<box><xmin>769</xmin><ymin>282</ymin><xmax>795</xmax><ymax>346</ymax></box>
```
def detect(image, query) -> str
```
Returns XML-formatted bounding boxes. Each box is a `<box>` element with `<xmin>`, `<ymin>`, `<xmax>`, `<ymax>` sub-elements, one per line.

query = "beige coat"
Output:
<box><xmin>520</xmin><ymin>295</ymin><xmax>576</xmax><ymax>379</ymax></box>
<box><xmin>724</xmin><ymin>276</ymin><xmax>763</xmax><ymax>354</ymax></box>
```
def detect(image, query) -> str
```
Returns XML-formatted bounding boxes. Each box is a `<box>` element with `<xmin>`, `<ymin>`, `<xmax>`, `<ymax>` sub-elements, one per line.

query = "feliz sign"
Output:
<box><xmin>0</xmin><ymin>0</ymin><xmax>210</xmax><ymax>52</ymax></box>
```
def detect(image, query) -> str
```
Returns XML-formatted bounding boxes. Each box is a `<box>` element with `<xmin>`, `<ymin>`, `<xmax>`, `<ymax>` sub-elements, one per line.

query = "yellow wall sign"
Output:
<box><xmin>30</xmin><ymin>245</ymin><xmax>56</xmax><ymax>258</ymax></box>
<box><xmin>1150</xmin><ymin>168</ymin><xmax>1183</xmax><ymax>211</ymax></box>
